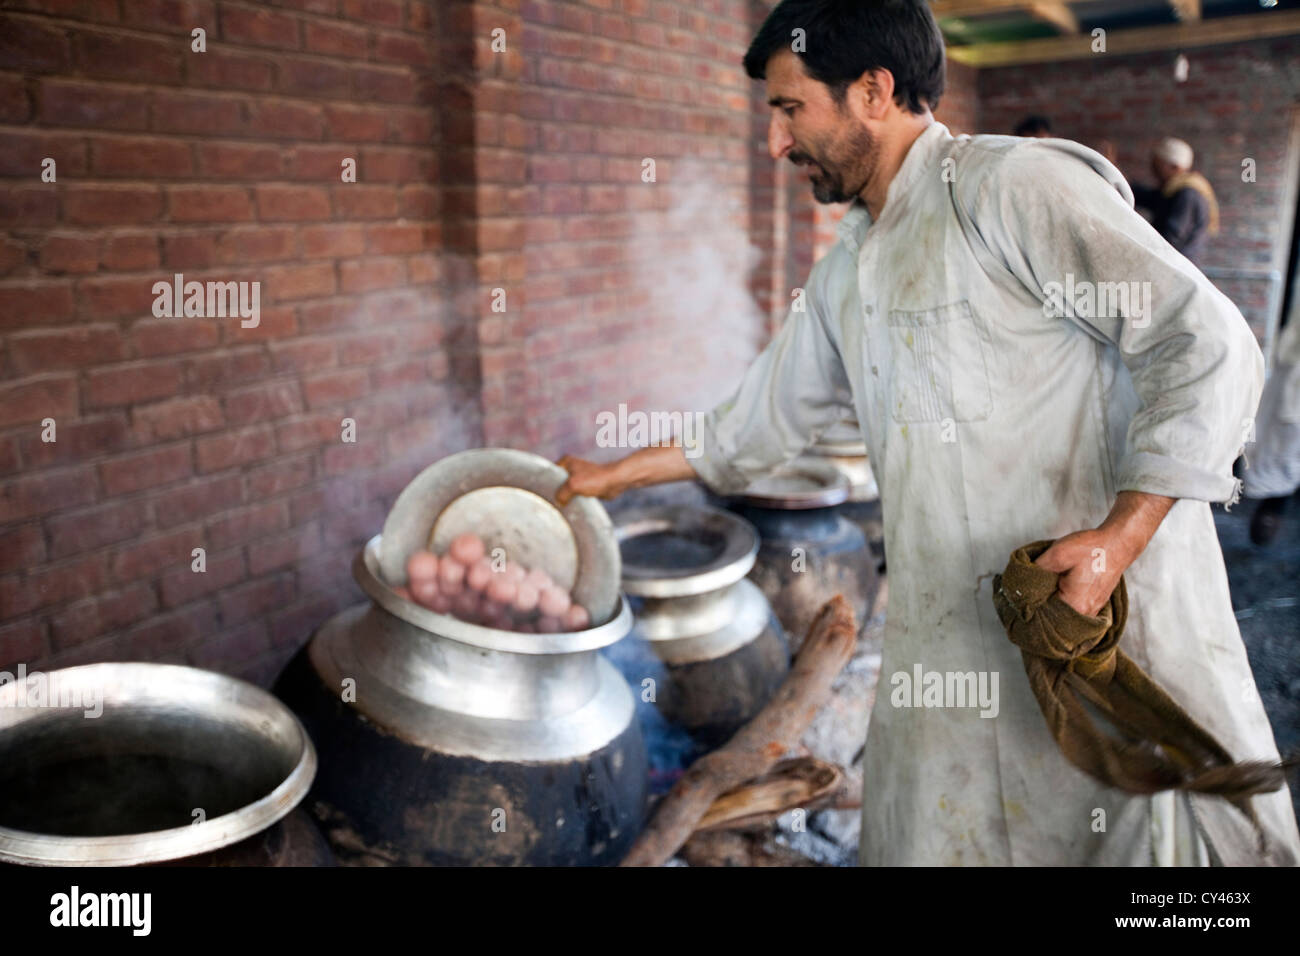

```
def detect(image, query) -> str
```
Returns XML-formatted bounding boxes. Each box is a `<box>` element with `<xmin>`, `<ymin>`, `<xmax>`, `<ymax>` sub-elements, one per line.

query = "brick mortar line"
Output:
<box><xmin>3</xmin><ymin>7</ymin><xmax>444</xmax><ymax>56</ymax></box>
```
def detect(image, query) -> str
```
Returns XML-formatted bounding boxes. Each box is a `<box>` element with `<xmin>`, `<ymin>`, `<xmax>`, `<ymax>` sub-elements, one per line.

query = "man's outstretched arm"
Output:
<box><xmin>555</xmin><ymin>445</ymin><xmax>694</xmax><ymax>507</ymax></box>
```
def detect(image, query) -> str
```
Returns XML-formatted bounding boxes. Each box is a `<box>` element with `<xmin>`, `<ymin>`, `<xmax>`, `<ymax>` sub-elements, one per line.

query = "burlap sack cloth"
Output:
<box><xmin>992</xmin><ymin>540</ymin><xmax>1287</xmax><ymax>832</ymax></box>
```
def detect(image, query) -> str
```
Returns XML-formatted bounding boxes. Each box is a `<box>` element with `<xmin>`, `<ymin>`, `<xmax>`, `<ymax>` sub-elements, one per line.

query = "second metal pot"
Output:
<box><xmin>608</xmin><ymin>506</ymin><xmax>789</xmax><ymax>756</ymax></box>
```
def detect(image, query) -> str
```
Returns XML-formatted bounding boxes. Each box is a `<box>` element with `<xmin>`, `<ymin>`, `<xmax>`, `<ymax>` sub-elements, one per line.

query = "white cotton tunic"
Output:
<box><xmin>688</xmin><ymin>122</ymin><xmax>1300</xmax><ymax>866</ymax></box>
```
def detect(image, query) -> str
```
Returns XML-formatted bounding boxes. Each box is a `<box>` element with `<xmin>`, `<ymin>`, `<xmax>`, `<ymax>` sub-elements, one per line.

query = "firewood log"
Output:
<box><xmin>620</xmin><ymin>594</ymin><xmax>858</xmax><ymax>867</ymax></box>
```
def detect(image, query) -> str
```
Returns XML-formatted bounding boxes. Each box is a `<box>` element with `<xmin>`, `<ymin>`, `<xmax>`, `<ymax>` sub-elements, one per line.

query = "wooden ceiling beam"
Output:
<box><xmin>1028</xmin><ymin>2</ymin><xmax>1079</xmax><ymax>34</ymax></box>
<box><xmin>946</xmin><ymin>9</ymin><xmax>1300</xmax><ymax>67</ymax></box>
<box><xmin>931</xmin><ymin>0</ymin><xmax>1046</xmax><ymax>14</ymax></box>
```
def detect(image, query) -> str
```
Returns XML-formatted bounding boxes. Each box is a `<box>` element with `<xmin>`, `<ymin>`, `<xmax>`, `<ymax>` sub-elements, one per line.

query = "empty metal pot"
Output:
<box><xmin>0</xmin><ymin>663</ymin><xmax>322</xmax><ymax>867</ymax></box>
<box><xmin>274</xmin><ymin>535</ymin><xmax>647</xmax><ymax>867</ymax></box>
<box><xmin>608</xmin><ymin>505</ymin><xmax>789</xmax><ymax>758</ymax></box>
<box><xmin>721</xmin><ymin>459</ymin><xmax>880</xmax><ymax>650</ymax></box>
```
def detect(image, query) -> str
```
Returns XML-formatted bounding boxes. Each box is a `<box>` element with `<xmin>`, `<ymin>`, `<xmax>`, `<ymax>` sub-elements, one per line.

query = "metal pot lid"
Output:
<box><xmin>730</xmin><ymin>457</ymin><xmax>850</xmax><ymax>510</ymax></box>
<box><xmin>378</xmin><ymin>447</ymin><xmax>620</xmax><ymax>625</ymax></box>
<box><xmin>614</xmin><ymin>504</ymin><xmax>758</xmax><ymax>598</ymax></box>
<box><xmin>0</xmin><ymin>663</ymin><xmax>316</xmax><ymax>867</ymax></box>
<box><xmin>358</xmin><ymin>535</ymin><xmax>633</xmax><ymax>654</ymax></box>
<box><xmin>808</xmin><ymin>417</ymin><xmax>868</xmax><ymax>458</ymax></box>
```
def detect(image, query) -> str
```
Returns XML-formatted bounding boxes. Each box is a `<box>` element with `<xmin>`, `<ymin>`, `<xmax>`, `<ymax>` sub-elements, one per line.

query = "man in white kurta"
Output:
<box><xmin>556</xmin><ymin>3</ymin><xmax>1300</xmax><ymax>866</ymax></box>
<box><xmin>684</xmin><ymin>120</ymin><xmax>1299</xmax><ymax>865</ymax></box>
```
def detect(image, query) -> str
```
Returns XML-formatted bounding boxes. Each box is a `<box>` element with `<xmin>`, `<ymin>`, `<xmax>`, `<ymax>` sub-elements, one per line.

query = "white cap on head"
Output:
<box><xmin>1153</xmin><ymin>137</ymin><xmax>1194</xmax><ymax>170</ymax></box>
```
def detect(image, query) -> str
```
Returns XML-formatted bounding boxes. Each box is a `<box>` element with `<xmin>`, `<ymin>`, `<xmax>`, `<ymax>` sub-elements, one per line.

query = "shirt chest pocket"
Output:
<box><xmin>885</xmin><ymin>300</ymin><xmax>993</xmax><ymax>423</ymax></box>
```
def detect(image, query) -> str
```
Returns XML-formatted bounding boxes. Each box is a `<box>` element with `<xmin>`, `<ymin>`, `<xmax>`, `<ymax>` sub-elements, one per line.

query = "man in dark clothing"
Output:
<box><xmin>1130</xmin><ymin>136</ymin><xmax>1219</xmax><ymax>265</ymax></box>
<box><xmin>1013</xmin><ymin>114</ymin><xmax>1052</xmax><ymax>138</ymax></box>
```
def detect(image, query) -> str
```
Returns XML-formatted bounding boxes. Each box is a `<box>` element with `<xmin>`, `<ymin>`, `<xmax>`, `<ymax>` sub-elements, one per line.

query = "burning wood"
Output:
<box><xmin>693</xmin><ymin>756</ymin><xmax>842</xmax><ymax>833</ymax></box>
<box><xmin>620</xmin><ymin>594</ymin><xmax>858</xmax><ymax>867</ymax></box>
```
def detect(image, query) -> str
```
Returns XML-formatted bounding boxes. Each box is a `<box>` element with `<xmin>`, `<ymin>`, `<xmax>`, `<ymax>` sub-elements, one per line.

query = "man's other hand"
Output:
<box><xmin>1033</xmin><ymin>529</ymin><xmax>1129</xmax><ymax>618</ymax></box>
<box><xmin>1034</xmin><ymin>490</ymin><xmax>1177</xmax><ymax>617</ymax></box>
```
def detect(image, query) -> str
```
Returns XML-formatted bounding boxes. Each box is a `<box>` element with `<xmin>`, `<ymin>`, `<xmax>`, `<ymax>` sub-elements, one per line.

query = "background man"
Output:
<box><xmin>1013</xmin><ymin>114</ymin><xmax>1052</xmax><ymax>138</ymax></box>
<box><xmin>1130</xmin><ymin>136</ymin><xmax>1220</xmax><ymax>265</ymax></box>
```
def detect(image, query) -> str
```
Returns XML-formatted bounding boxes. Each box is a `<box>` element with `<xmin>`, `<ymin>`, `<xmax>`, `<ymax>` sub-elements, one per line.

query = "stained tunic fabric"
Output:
<box><xmin>687</xmin><ymin>122</ymin><xmax>1300</xmax><ymax>866</ymax></box>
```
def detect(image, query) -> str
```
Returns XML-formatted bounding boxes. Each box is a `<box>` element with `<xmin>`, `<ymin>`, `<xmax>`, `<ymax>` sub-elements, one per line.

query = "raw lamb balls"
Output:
<box><xmin>393</xmin><ymin>531</ymin><xmax>592</xmax><ymax>634</ymax></box>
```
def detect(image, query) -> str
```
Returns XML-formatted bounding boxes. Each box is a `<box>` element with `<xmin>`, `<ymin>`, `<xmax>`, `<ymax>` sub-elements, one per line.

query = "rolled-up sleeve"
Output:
<box><xmin>968</xmin><ymin>143</ymin><xmax>1263</xmax><ymax>503</ymax></box>
<box><xmin>689</xmin><ymin>262</ymin><xmax>853</xmax><ymax>495</ymax></box>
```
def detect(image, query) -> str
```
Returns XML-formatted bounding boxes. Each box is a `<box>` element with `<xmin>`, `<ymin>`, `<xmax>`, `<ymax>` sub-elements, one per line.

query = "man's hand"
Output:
<box><xmin>1034</xmin><ymin>491</ymin><xmax>1176</xmax><ymax>617</ymax></box>
<box><xmin>555</xmin><ymin>456</ymin><xmax>627</xmax><ymax>507</ymax></box>
<box><xmin>555</xmin><ymin>445</ymin><xmax>697</xmax><ymax>507</ymax></box>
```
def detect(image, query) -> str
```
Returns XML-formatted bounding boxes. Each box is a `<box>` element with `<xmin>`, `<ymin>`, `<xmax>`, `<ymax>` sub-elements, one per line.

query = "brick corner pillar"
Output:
<box><xmin>440</xmin><ymin>0</ymin><xmax>533</xmax><ymax>451</ymax></box>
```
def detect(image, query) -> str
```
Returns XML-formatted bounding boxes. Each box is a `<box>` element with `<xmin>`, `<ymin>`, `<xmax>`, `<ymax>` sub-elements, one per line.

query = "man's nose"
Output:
<box><xmin>768</xmin><ymin>115</ymin><xmax>794</xmax><ymax>161</ymax></box>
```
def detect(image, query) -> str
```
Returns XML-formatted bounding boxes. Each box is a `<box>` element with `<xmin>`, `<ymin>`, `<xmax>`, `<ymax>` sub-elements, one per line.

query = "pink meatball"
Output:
<box><xmin>466</xmin><ymin>557</ymin><xmax>493</xmax><ymax>593</ymax></box>
<box><xmin>452</xmin><ymin>590</ymin><xmax>480</xmax><ymax>621</ymax></box>
<box><xmin>502</xmin><ymin>561</ymin><xmax>526</xmax><ymax>583</ymax></box>
<box><xmin>392</xmin><ymin>585</ymin><xmax>413</xmax><ymax>602</ymax></box>
<box><xmin>537</xmin><ymin>585</ymin><xmax>571</xmax><ymax>619</ymax></box>
<box><xmin>406</xmin><ymin>550</ymin><xmax>438</xmax><ymax>585</ymax></box>
<box><xmin>482</xmin><ymin>601</ymin><xmax>512</xmax><ymax>630</ymax></box>
<box><xmin>513</xmin><ymin>582</ymin><xmax>539</xmax><ymax>614</ymax></box>
<box><xmin>448</xmin><ymin>533</ymin><xmax>486</xmax><ymax>566</ymax></box>
<box><xmin>486</xmin><ymin>575</ymin><xmax>517</xmax><ymax>605</ymax></box>
<box><xmin>536</xmin><ymin>615</ymin><xmax>562</xmax><ymax>633</ymax></box>
<box><xmin>438</xmin><ymin>556</ymin><xmax>465</xmax><ymax>595</ymax></box>
<box><xmin>427</xmin><ymin>592</ymin><xmax>452</xmax><ymax>614</ymax></box>
<box><xmin>410</xmin><ymin>577</ymin><xmax>440</xmax><ymax>608</ymax></box>
<box><xmin>563</xmin><ymin>604</ymin><xmax>590</xmax><ymax>631</ymax></box>
<box><xmin>523</xmin><ymin>567</ymin><xmax>553</xmax><ymax>592</ymax></box>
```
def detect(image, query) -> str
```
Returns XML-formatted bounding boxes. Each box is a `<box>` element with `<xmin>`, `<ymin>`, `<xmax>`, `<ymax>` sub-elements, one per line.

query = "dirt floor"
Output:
<box><xmin>1213</xmin><ymin>494</ymin><xmax>1300</xmax><ymax>826</ymax></box>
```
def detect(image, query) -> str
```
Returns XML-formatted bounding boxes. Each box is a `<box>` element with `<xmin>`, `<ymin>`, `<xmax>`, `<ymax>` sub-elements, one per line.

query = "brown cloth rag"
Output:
<box><xmin>992</xmin><ymin>540</ymin><xmax>1286</xmax><ymax>828</ymax></box>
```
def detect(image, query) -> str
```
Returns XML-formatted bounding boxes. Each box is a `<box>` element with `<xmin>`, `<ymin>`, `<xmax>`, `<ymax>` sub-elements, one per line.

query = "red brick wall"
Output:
<box><xmin>476</xmin><ymin>0</ymin><xmax>776</xmax><ymax>456</ymax></box>
<box><xmin>0</xmin><ymin>0</ymin><xmax>793</xmax><ymax>683</ymax></box>
<box><xmin>0</xmin><ymin>0</ymin><xmax>478</xmax><ymax>684</ymax></box>
<box><xmin>936</xmin><ymin>57</ymin><xmax>979</xmax><ymax>138</ymax></box>
<box><xmin>9</xmin><ymin>3</ymin><xmax>1285</xmax><ymax>687</ymax></box>
<box><xmin>979</xmin><ymin>37</ymin><xmax>1300</xmax><ymax>346</ymax></box>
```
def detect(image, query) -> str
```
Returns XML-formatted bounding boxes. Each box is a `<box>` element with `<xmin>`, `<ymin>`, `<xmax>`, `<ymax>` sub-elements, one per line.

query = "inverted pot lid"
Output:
<box><xmin>378</xmin><ymin>447</ymin><xmax>621</xmax><ymax>627</ymax></box>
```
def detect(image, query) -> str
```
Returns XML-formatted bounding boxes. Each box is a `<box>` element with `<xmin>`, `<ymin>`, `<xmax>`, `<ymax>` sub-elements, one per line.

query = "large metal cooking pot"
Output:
<box><xmin>275</xmin><ymin>533</ymin><xmax>647</xmax><ymax>866</ymax></box>
<box><xmin>806</xmin><ymin>419</ymin><xmax>883</xmax><ymax>565</ymax></box>
<box><xmin>0</xmin><ymin>662</ymin><xmax>323</xmax><ymax>866</ymax></box>
<box><xmin>608</xmin><ymin>505</ymin><xmax>789</xmax><ymax>759</ymax></box>
<box><xmin>721</xmin><ymin>458</ymin><xmax>880</xmax><ymax>651</ymax></box>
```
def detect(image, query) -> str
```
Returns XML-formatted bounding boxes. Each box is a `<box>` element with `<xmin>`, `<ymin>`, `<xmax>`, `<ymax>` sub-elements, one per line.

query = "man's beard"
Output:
<box><xmin>793</xmin><ymin>122</ymin><xmax>875</xmax><ymax>205</ymax></box>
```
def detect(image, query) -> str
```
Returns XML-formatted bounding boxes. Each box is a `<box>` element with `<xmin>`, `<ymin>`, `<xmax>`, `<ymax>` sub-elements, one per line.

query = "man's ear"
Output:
<box><xmin>849</xmin><ymin>68</ymin><xmax>896</xmax><ymax>121</ymax></box>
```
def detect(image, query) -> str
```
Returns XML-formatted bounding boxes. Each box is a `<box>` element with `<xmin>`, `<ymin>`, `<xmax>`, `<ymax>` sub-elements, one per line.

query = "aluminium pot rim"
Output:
<box><xmin>807</xmin><ymin>439</ymin><xmax>869</xmax><ymax>459</ymax></box>
<box><xmin>356</xmin><ymin>534</ymin><xmax>633</xmax><ymax>655</ymax></box>
<box><xmin>613</xmin><ymin>504</ymin><xmax>759</xmax><ymax>598</ymax></box>
<box><xmin>0</xmin><ymin>662</ymin><xmax>317</xmax><ymax>867</ymax></box>
<box><xmin>728</xmin><ymin>457</ymin><xmax>851</xmax><ymax>510</ymax></box>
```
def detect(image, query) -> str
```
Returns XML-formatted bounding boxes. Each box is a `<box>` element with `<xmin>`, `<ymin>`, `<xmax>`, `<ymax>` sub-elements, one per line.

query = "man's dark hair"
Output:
<box><xmin>1013</xmin><ymin>115</ymin><xmax>1052</xmax><ymax>136</ymax></box>
<box><xmin>743</xmin><ymin>0</ymin><xmax>945</xmax><ymax>115</ymax></box>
